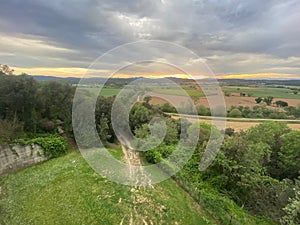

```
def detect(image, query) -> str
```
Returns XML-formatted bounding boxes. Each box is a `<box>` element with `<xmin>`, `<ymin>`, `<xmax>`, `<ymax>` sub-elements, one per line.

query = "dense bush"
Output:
<box><xmin>278</xmin><ymin>131</ymin><xmax>300</xmax><ymax>180</ymax></box>
<box><xmin>281</xmin><ymin>178</ymin><xmax>300</xmax><ymax>225</ymax></box>
<box><xmin>197</xmin><ymin>105</ymin><xmax>211</xmax><ymax>116</ymax></box>
<box><xmin>14</xmin><ymin>136</ymin><xmax>68</xmax><ymax>158</ymax></box>
<box><xmin>144</xmin><ymin>144</ymin><xmax>176</xmax><ymax>163</ymax></box>
<box><xmin>158</xmin><ymin>103</ymin><xmax>177</xmax><ymax>113</ymax></box>
<box><xmin>228</xmin><ymin>108</ymin><xmax>242</xmax><ymax>117</ymax></box>
<box><xmin>143</xmin><ymin>121</ymin><xmax>300</xmax><ymax>223</ymax></box>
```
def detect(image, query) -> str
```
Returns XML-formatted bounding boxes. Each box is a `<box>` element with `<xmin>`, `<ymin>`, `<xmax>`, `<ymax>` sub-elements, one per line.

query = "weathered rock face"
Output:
<box><xmin>0</xmin><ymin>144</ymin><xmax>47</xmax><ymax>175</ymax></box>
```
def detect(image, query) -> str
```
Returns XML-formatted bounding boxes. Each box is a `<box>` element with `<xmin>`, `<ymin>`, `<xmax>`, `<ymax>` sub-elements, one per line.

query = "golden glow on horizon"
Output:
<box><xmin>222</xmin><ymin>73</ymin><xmax>300</xmax><ymax>79</ymax></box>
<box><xmin>13</xmin><ymin>67</ymin><xmax>209</xmax><ymax>79</ymax></box>
<box><xmin>14</xmin><ymin>67</ymin><xmax>88</xmax><ymax>77</ymax></box>
<box><xmin>12</xmin><ymin>67</ymin><xmax>299</xmax><ymax>79</ymax></box>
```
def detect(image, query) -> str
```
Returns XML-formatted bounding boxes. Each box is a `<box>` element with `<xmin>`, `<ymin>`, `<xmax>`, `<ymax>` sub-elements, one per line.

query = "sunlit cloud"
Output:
<box><xmin>0</xmin><ymin>0</ymin><xmax>299</xmax><ymax>78</ymax></box>
<box><xmin>14</xmin><ymin>67</ymin><xmax>93</xmax><ymax>78</ymax></box>
<box><xmin>0</xmin><ymin>34</ymin><xmax>76</xmax><ymax>54</ymax></box>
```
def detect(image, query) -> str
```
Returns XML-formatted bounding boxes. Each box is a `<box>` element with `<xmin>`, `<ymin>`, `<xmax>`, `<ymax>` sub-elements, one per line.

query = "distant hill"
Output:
<box><xmin>32</xmin><ymin>75</ymin><xmax>80</xmax><ymax>83</ymax></box>
<box><xmin>30</xmin><ymin>75</ymin><xmax>300</xmax><ymax>87</ymax></box>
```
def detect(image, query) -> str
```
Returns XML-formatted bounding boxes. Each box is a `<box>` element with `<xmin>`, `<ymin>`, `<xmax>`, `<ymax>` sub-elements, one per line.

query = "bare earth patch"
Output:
<box><xmin>150</xmin><ymin>93</ymin><xmax>300</xmax><ymax>109</ymax></box>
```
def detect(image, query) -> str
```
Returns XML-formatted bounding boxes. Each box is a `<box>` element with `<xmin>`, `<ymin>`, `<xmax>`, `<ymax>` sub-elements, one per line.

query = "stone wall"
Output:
<box><xmin>0</xmin><ymin>144</ymin><xmax>47</xmax><ymax>175</ymax></box>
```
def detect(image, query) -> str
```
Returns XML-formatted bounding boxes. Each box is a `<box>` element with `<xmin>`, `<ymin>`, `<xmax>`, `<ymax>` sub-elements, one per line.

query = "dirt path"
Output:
<box><xmin>119</xmin><ymin>137</ymin><xmax>157</xmax><ymax>225</ymax></box>
<box><xmin>120</xmin><ymin>140</ymin><xmax>153</xmax><ymax>187</ymax></box>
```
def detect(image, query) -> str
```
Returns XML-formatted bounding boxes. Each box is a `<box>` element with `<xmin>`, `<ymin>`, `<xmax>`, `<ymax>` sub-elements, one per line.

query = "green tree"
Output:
<box><xmin>37</xmin><ymin>81</ymin><xmax>75</xmax><ymax>133</ymax></box>
<box><xmin>135</xmin><ymin>123</ymin><xmax>150</xmax><ymax>139</ymax></box>
<box><xmin>143</xmin><ymin>95</ymin><xmax>152</xmax><ymax>104</ymax></box>
<box><xmin>278</xmin><ymin>131</ymin><xmax>300</xmax><ymax>180</ymax></box>
<box><xmin>275</xmin><ymin>100</ymin><xmax>288</xmax><ymax>107</ymax></box>
<box><xmin>129</xmin><ymin>104</ymin><xmax>151</xmax><ymax>131</ymax></box>
<box><xmin>246</xmin><ymin>122</ymin><xmax>290</xmax><ymax>178</ymax></box>
<box><xmin>281</xmin><ymin>178</ymin><xmax>300</xmax><ymax>225</ymax></box>
<box><xmin>255</xmin><ymin>97</ymin><xmax>263</xmax><ymax>104</ymax></box>
<box><xmin>160</xmin><ymin>103</ymin><xmax>176</xmax><ymax>113</ymax></box>
<box><xmin>263</xmin><ymin>96</ymin><xmax>274</xmax><ymax>106</ymax></box>
<box><xmin>0</xmin><ymin>75</ymin><xmax>38</xmax><ymax>131</ymax></box>
<box><xmin>97</xmin><ymin>114</ymin><xmax>112</xmax><ymax>143</ymax></box>
<box><xmin>95</xmin><ymin>96</ymin><xmax>115</xmax><ymax>142</ymax></box>
<box><xmin>201</xmin><ymin>133</ymin><xmax>271</xmax><ymax>205</ymax></box>
<box><xmin>228</xmin><ymin>108</ymin><xmax>242</xmax><ymax>118</ymax></box>
<box><xmin>163</xmin><ymin>118</ymin><xmax>179</xmax><ymax>144</ymax></box>
<box><xmin>197</xmin><ymin>105</ymin><xmax>210</xmax><ymax>116</ymax></box>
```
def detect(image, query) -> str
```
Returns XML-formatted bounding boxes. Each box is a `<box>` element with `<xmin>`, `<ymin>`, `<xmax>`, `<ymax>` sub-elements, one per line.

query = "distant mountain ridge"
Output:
<box><xmin>31</xmin><ymin>75</ymin><xmax>80</xmax><ymax>82</ymax></box>
<box><xmin>30</xmin><ymin>75</ymin><xmax>300</xmax><ymax>86</ymax></box>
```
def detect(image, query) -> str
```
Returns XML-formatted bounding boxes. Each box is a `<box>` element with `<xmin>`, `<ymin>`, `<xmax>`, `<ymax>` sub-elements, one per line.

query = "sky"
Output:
<box><xmin>0</xmin><ymin>0</ymin><xmax>299</xmax><ymax>79</ymax></box>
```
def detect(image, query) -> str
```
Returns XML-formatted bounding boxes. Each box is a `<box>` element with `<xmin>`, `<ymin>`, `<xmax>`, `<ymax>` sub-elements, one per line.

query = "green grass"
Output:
<box><xmin>152</xmin><ymin>88</ymin><xmax>205</xmax><ymax>97</ymax></box>
<box><xmin>108</xmin><ymin>147</ymin><xmax>124</xmax><ymax>161</ymax></box>
<box><xmin>81</xmin><ymin>87</ymin><xmax>205</xmax><ymax>98</ymax></box>
<box><xmin>99</xmin><ymin>88</ymin><xmax>121</xmax><ymax>96</ymax></box>
<box><xmin>0</xmin><ymin>152</ymin><xmax>277</xmax><ymax>225</ymax></box>
<box><xmin>78</xmin><ymin>87</ymin><xmax>121</xmax><ymax>97</ymax></box>
<box><xmin>222</xmin><ymin>86</ymin><xmax>300</xmax><ymax>99</ymax></box>
<box><xmin>81</xmin><ymin>85</ymin><xmax>300</xmax><ymax>100</ymax></box>
<box><xmin>0</xmin><ymin>152</ymin><xmax>219</xmax><ymax>225</ymax></box>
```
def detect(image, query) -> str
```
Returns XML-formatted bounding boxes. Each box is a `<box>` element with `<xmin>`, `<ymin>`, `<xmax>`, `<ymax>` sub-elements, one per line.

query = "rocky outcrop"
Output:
<box><xmin>0</xmin><ymin>144</ymin><xmax>47</xmax><ymax>175</ymax></box>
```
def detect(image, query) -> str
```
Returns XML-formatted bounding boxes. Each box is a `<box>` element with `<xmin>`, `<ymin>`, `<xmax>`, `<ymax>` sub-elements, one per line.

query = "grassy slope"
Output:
<box><xmin>0</xmin><ymin>152</ymin><xmax>217</xmax><ymax>225</ymax></box>
<box><xmin>0</xmin><ymin>152</ymin><xmax>276</xmax><ymax>225</ymax></box>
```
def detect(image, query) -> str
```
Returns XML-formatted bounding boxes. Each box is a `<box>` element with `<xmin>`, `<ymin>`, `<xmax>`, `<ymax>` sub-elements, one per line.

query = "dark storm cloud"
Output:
<box><xmin>0</xmin><ymin>0</ymin><xmax>299</xmax><ymax>75</ymax></box>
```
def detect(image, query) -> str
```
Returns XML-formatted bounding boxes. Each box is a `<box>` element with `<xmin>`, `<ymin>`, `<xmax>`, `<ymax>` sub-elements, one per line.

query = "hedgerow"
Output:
<box><xmin>14</xmin><ymin>135</ymin><xmax>68</xmax><ymax>158</ymax></box>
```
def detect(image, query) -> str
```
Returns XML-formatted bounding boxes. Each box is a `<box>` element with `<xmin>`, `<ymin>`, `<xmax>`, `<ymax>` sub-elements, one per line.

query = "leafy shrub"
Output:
<box><xmin>159</xmin><ymin>103</ymin><xmax>177</xmax><ymax>113</ymax></box>
<box><xmin>224</xmin><ymin>91</ymin><xmax>231</xmax><ymax>97</ymax></box>
<box><xmin>197</xmin><ymin>105</ymin><xmax>211</xmax><ymax>116</ymax></box>
<box><xmin>144</xmin><ymin>144</ymin><xmax>176</xmax><ymax>163</ymax></box>
<box><xmin>255</xmin><ymin>97</ymin><xmax>263</xmax><ymax>104</ymax></box>
<box><xmin>278</xmin><ymin>131</ymin><xmax>300</xmax><ymax>180</ymax></box>
<box><xmin>281</xmin><ymin>179</ymin><xmax>300</xmax><ymax>225</ymax></box>
<box><xmin>275</xmin><ymin>100</ymin><xmax>288</xmax><ymax>107</ymax></box>
<box><xmin>263</xmin><ymin>96</ymin><xmax>274</xmax><ymax>106</ymax></box>
<box><xmin>228</xmin><ymin>108</ymin><xmax>242</xmax><ymax>117</ymax></box>
<box><xmin>14</xmin><ymin>135</ymin><xmax>68</xmax><ymax>158</ymax></box>
<box><xmin>225</xmin><ymin>128</ymin><xmax>235</xmax><ymax>136</ymax></box>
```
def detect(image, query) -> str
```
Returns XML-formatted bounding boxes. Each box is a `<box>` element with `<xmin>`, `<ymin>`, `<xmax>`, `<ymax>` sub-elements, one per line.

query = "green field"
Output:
<box><xmin>82</xmin><ymin>87</ymin><xmax>205</xmax><ymax>98</ymax></box>
<box><xmin>152</xmin><ymin>88</ymin><xmax>205</xmax><ymax>97</ymax></box>
<box><xmin>80</xmin><ymin>85</ymin><xmax>300</xmax><ymax>100</ymax></box>
<box><xmin>76</xmin><ymin>87</ymin><xmax>121</xmax><ymax>97</ymax></box>
<box><xmin>222</xmin><ymin>86</ymin><xmax>300</xmax><ymax>99</ymax></box>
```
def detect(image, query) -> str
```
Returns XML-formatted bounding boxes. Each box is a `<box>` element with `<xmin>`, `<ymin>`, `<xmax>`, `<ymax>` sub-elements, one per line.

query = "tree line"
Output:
<box><xmin>0</xmin><ymin>73</ymin><xmax>75</xmax><ymax>142</ymax></box>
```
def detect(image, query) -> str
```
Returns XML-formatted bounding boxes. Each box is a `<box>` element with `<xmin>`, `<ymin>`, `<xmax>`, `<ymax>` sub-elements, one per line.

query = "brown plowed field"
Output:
<box><xmin>150</xmin><ymin>94</ymin><xmax>300</xmax><ymax>109</ymax></box>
